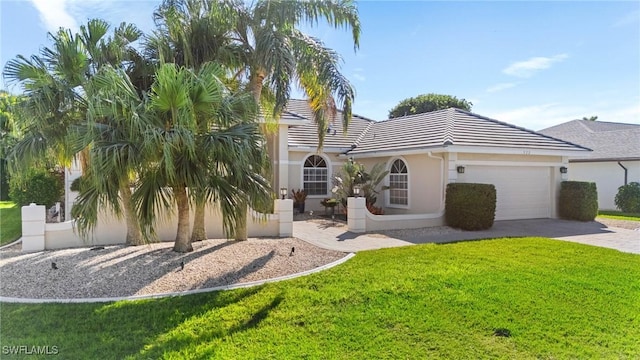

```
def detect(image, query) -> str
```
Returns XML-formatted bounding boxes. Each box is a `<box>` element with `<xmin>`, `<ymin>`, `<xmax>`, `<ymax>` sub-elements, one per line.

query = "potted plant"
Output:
<box><xmin>291</xmin><ymin>189</ymin><xmax>307</xmax><ymax>213</ymax></box>
<box><xmin>321</xmin><ymin>198</ymin><xmax>339</xmax><ymax>216</ymax></box>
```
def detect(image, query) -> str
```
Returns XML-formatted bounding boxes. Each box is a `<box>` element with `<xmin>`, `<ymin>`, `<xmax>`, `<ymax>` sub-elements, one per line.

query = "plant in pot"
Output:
<box><xmin>321</xmin><ymin>198</ymin><xmax>339</xmax><ymax>216</ymax></box>
<box><xmin>291</xmin><ymin>189</ymin><xmax>307</xmax><ymax>213</ymax></box>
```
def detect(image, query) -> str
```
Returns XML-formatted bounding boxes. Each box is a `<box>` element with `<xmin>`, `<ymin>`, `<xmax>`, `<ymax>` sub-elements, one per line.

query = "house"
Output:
<box><xmin>540</xmin><ymin>120</ymin><xmax>640</xmax><ymax>210</ymax></box>
<box><xmin>56</xmin><ymin>100</ymin><xmax>592</xmax><ymax>246</ymax></box>
<box><xmin>274</xmin><ymin>100</ymin><xmax>590</xmax><ymax>228</ymax></box>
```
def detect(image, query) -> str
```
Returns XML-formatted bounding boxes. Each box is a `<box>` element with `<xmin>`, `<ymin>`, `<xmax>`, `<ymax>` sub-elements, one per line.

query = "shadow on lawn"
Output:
<box><xmin>131</xmin><ymin>290</ymin><xmax>285</xmax><ymax>359</ymax></box>
<box><xmin>0</xmin><ymin>285</ymin><xmax>274</xmax><ymax>359</ymax></box>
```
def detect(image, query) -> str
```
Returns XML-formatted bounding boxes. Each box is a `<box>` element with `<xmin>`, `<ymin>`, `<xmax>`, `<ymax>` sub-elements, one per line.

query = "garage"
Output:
<box><xmin>463</xmin><ymin>166</ymin><xmax>552</xmax><ymax>220</ymax></box>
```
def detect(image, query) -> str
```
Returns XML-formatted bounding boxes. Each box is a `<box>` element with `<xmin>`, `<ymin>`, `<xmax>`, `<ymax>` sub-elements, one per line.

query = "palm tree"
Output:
<box><xmin>3</xmin><ymin>19</ymin><xmax>148</xmax><ymax>245</ymax></box>
<box><xmin>134</xmin><ymin>62</ymin><xmax>271</xmax><ymax>252</ymax></box>
<box><xmin>150</xmin><ymin>0</ymin><xmax>361</xmax><ymax>241</ymax></box>
<box><xmin>69</xmin><ymin>65</ymin><xmax>148</xmax><ymax>243</ymax></box>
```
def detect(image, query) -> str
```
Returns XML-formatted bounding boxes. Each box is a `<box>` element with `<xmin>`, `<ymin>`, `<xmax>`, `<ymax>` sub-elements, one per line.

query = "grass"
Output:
<box><xmin>0</xmin><ymin>201</ymin><xmax>20</xmax><ymax>246</ymax></box>
<box><xmin>598</xmin><ymin>210</ymin><xmax>640</xmax><ymax>221</ymax></box>
<box><xmin>1</xmin><ymin>238</ymin><xmax>639</xmax><ymax>359</ymax></box>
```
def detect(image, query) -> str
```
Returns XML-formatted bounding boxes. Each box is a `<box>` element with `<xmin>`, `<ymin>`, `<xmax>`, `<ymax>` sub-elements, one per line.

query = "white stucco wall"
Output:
<box><xmin>568</xmin><ymin>160</ymin><xmax>640</xmax><ymax>210</ymax></box>
<box><xmin>41</xmin><ymin>202</ymin><xmax>284</xmax><ymax>250</ymax></box>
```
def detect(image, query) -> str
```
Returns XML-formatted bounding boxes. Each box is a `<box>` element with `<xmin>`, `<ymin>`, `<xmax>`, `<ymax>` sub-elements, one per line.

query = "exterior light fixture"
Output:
<box><xmin>353</xmin><ymin>185</ymin><xmax>361</xmax><ymax>197</ymax></box>
<box><xmin>280</xmin><ymin>187</ymin><xmax>287</xmax><ymax>200</ymax></box>
<box><xmin>457</xmin><ymin>166</ymin><xmax>465</xmax><ymax>174</ymax></box>
<box><xmin>560</xmin><ymin>166</ymin><xmax>568</xmax><ymax>174</ymax></box>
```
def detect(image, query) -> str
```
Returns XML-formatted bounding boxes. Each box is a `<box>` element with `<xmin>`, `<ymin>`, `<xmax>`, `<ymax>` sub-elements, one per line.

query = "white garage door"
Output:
<box><xmin>464</xmin><ymin>166</ymin><xmax>551</xmax><ymax>220</ymax></box>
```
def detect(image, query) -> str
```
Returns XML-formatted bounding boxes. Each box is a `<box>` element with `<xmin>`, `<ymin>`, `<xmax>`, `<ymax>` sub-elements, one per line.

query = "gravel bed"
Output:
<box><xmin>0</xmin><ymin>238</ymin><xmax>345</xmax><ymax>299</ymax></box>
<box><xmin>596</xmin><ymin>217</ymin><xmax>640</xmax><ymax>230</ymax></box>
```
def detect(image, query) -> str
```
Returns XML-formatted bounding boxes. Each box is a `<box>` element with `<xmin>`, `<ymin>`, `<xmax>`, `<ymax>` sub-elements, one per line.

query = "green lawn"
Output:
<box><xmin>0</xmin><ymin>201</ymin><xmax>21</xmax><ymax>245</ymax></box>
<box><xmin>1</xmin><ymin>238</ymin><xmax>639</xmax><ymax>359</ymax></box>
<box><xmin>598</xmin><ymin>210</ymin><xmax>640</xmax><ymax>222</ymax></box>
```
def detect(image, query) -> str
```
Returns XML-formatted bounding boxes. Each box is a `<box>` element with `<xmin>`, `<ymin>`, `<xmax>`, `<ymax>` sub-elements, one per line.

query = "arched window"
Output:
<box><xmin>389</xmin><ymin>159</ymin><xmax>408</xmax><ymax>206</ymax></box>
<box><xmin>303</xmin><ymin>155</ymin><xmax>328</xmax><ymax>196</ymax></box>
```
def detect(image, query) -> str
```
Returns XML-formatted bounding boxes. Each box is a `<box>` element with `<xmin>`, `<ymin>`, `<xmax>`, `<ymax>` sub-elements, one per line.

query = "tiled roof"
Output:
<box><xmin>540</xmin><ymin>120</ymin><xmax>640</xmax><ymax>161</ymax></box>
<box><xmin>284</xmin><ymin>100</ymin><xmax>590</xmax><ymax>155</ymax></box>
<box><xmin>286</xmin><ymin>99</ymin><xmax>376</xmax><ymax>149</ymax></box>
<box><xmin>349</xmin><ymin>108</ymin><xmax>589</xmax><ymax>155</ymax></box>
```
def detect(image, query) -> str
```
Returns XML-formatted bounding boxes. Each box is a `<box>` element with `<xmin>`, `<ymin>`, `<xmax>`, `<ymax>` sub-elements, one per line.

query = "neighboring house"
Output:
<box><xmin>275</xmin><ymin>100</ymin><xmax>590</xmax><ymax>226</ymax></box>
<box><xmin>540</xmin><ymin>120</ymin><xmax>640</xmax><ymax>210</ymax></box>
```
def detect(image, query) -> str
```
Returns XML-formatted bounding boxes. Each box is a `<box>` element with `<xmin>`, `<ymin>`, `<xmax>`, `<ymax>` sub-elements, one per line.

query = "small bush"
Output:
<box><xmin>614</xmin><ymin>182</ymin><xmax>640</xmax><ymax>213</ymax></box>
<box><xmin>0</xmin><ymin>159</ymin><xmax>9</xmax><ymax>201</ymax></box>
<box><xmin>559</xmin><ymin>181</ymin><xmax>598</xmax><ymax>221</ymax></box>
<box><xmin>9</xmin><ymin>168</ymin><xmax>64</xmax><ymax>208</ymax></box>
<box><xmin>445</xmin><ymin>183</ymin><xmax>496</xmax><ymax>230</ymax></box>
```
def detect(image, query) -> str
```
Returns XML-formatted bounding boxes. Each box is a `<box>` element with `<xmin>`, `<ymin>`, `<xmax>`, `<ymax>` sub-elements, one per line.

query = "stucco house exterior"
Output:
<box><xmin>273</xmin><ymin>100</ymin><xmax>590</xmax><ymax>228</ymax></box>
<box><xmin>57</xmin><ymin>99</ymin><xmax>592</xmax><ymax>245</ymax></box>
<box><xmin>540</xmin><ymin>120</ymin><xmax>640</xmax><ymax>210</ymax></box>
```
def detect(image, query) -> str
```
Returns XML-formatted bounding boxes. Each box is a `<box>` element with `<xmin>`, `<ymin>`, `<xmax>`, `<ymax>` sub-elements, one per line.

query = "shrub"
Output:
<box><xmin>8</xmin><ymin>168</ymin><xmax>64</xmax><ymax>207</ymax></box>
<box><xmin>445</xmin><ymin>183</ymin><xmax>496</xmax><ymax>230</ymax></box>
<box><xmin>558</xmin><ymin>181</ymin><xmax>598</xmax><ymax>221</ymax></box>
<box><xmin>614</xmin><ymin>182</ymin><xmax>640</xmax><ymax>213</ymax></box>
<box><xmin>70</xmin><ymin>177</ymin><xmax>83</xmax><ymax>192</ymax></box>
<box><xmin>0</xmin><ymin>159</ymin><xmax>9</xmax><ymax>200</ymax></box>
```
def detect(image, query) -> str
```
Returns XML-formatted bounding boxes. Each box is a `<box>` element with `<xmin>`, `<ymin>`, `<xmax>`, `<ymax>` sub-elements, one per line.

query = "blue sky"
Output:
<box><xmin>1</xmin><ymin>0</ymin><xmax>638</xmax><ymax>130</ymax></box>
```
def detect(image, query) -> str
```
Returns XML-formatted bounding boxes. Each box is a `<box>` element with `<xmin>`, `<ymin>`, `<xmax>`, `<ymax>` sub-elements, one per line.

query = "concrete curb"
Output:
<box><xmin>0</xmin><ymin>238</ymin><xmax>21</xmax><ymax>250</ymax></box>
<box><xmin>0</xmin><ymin>253</ymin><xmax>356</xmax><ymax>304</ymax></box>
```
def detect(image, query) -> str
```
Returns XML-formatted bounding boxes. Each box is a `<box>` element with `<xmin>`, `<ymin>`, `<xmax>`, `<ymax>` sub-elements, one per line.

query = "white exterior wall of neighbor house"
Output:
<box><xmin>568</xmin><ymin>160</ymin><xmax>640</xmax><ymax>210</ymax></box>
<box><xmin>454</xmin><ymin>153</ymin><xmax>565</xmax><ymax>220</ymax></box>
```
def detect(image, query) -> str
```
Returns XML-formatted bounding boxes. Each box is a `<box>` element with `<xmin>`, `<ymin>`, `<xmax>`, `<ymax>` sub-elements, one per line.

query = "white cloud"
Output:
<box><xmin>486</xmin><ymin>101</ymin><xmax>640</xmax><ymax>131</ymax></box>
<box><xmin>29</xmin><ymin>0</ymin><xmax>157</xmax><ymax>36</ymax></box>
<box><xmin>502</xmin><ymin>54</ymin><xmax>569</xmax><ymax>78</ymax></box>
<box><xmin>352</xmin><ymin>68</ymin><xmax>366</xmax><ymax>82</ymax></box>
<box><xmin>30</xmin><ymin>0</ymin><xmax>78</xmax><ymax>32</ymax></box>
<box><xmin>486</xmin><ymin>82</ymin><xmax>517</xmax><ymax>93</ymax></box>
<box><xmin>612</xmin><ymin>10</ymin><xmax>640</xmax><ymax>28</ymax></box>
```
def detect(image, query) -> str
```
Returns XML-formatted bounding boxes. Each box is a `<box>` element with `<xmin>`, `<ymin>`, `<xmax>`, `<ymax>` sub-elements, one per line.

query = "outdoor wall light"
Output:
<box><xmin>560</xmin><ymin>166</ymin><xmax>568</xmax><ymax>174</ymax></box>
<box><xmin>280</xmin><ymin>187</ymin><xmax>287</xmax><ymax>200</ymax></box>
<box><xmin>457</xmin><ymin>166</ymin><xmax>465</xmax><ymax>174</ymax></box>
<box><xmin>353</xmin><ymin>185</ymin><xmax>361</xmax><ymax>197</ymax></box>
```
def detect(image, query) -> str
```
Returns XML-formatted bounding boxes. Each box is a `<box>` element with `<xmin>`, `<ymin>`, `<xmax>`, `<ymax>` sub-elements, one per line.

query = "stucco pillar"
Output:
<box><xmin>21</xmin><ymin>203</ymin><xmax>46</xmax><ymax>252</ymax></box>
<box><xmin>347</xmin><ymin>197</ymin><xmax>366</xmax><ymax>233</ymax></box>
<box><xmin>447</xmin><ymin>152</ymin><xmax>459</xmax><ymax>183</ymax></box>
<box><xmin>277</xmin><ymin>124</ymin><xmax>289</xmax><ymax>192</ymax></box>
<box><xmin>275</xmin><ymin>199</ymin><xmax>293</xmax><ymax>237</ymax></box>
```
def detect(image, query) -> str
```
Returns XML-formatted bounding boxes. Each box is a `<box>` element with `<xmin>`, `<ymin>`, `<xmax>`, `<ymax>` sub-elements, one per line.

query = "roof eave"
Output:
<box><xmin>570</xmin><ymin>157</ymin><xmax>640</xmax><ymax>163</ymax></box>
<box><xmin>289</xmin><ymin>145</ymin><xmax>354</xmax><ymax>153</ymax></box>
<box><xmin>341</xmin><ymin>146</ymin><xmax>449</xmax><ymax>158</ymax></box>
<box><xmin>446</xmin><ymin>145</ymin><xmax>592</xmax><ymax>157</ymax></box>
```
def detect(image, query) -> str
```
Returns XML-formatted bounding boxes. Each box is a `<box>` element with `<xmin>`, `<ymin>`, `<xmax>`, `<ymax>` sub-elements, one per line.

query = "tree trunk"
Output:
<box><xmin>234</xmin><ymin>199</ymin><xmax>248</xmax><ymax>241</ymax></box>
<box><xmin>173</xmin><ymin>186</ymin><xmax>193</xmax><ymax>252</ymax></box>
<box><xmin>120</xmin><ymin>184</ymin><xmax>144</xmax><ymax>246</ymax></box>
<box><xmin>249</xmin><ymin>69</ymin><xmax>265</xmax><ymax>103</ymax></box>
<box><xmin>191</xmin><ymin>197</ymin><xmax>207</xmax><ymax>242</ymax></box>
<box><xmin>233</xmin><ymin>70</ymin><xmax>266</xmax><ymax>242</ymax></box>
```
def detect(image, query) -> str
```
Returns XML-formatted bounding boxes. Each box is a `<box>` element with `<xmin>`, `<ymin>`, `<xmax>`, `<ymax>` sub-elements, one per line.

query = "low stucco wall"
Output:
<box><xmin>23</xmin><ymin>200</ymin><xmax>292</xmax><ymax>251</ymax></box>
<box><xmin>364</xmin><ymin>211</ymin><xmax>445</xmax><ymax>232</ymax></box>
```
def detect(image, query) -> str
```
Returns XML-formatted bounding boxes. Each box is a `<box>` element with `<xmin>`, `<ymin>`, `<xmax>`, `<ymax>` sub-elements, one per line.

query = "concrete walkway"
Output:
<box><xmin>293</xmin><ymin>218</ymin><xmax>639</xmax><ymax>254</ymax></box>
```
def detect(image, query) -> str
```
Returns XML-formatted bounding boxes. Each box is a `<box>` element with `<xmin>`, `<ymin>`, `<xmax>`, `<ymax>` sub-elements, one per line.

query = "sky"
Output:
<box><xmin>1</xmin><ymin>0</ymin><xmax>638</xmax><ymax>131</ymax></box>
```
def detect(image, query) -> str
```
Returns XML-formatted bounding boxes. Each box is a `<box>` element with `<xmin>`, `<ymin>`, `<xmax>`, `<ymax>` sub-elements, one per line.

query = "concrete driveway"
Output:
<box><xmin>293</xmin><ymin>218</ymin><xmax>639</xmax><ymax>254</ymax></box>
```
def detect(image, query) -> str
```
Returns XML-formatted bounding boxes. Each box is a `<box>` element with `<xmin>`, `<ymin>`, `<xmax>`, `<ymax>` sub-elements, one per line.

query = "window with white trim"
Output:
<box><xmin>303</xmin><ymin>155</ymin><xmax>328</xmax><ymax>196</ymax></box>
<box><xmin>389</xmin><ymin>159</ymin><xmax>408</xmax><ymax>206</ymax></box>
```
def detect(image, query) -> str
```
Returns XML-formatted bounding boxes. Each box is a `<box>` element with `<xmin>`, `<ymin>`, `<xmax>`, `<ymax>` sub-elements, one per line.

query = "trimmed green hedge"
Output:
<box><xmin>445</xmin><ymin>183</ymin><xmax>496</xmax><ymax>230</ymax></box>
<box><xmin>615</xmin><ymin>182</ymin><xmax>640</xmax><ymax>213</ymax></box>
<box><xmin>559</xmin><ymin>181</ymin><xmax>598</xmax><ymax>221</ymax></box>
<box><xmin>8</xmin><ymin>169</ymin><xmax>64</xmax><ymax>208</ymax></box>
